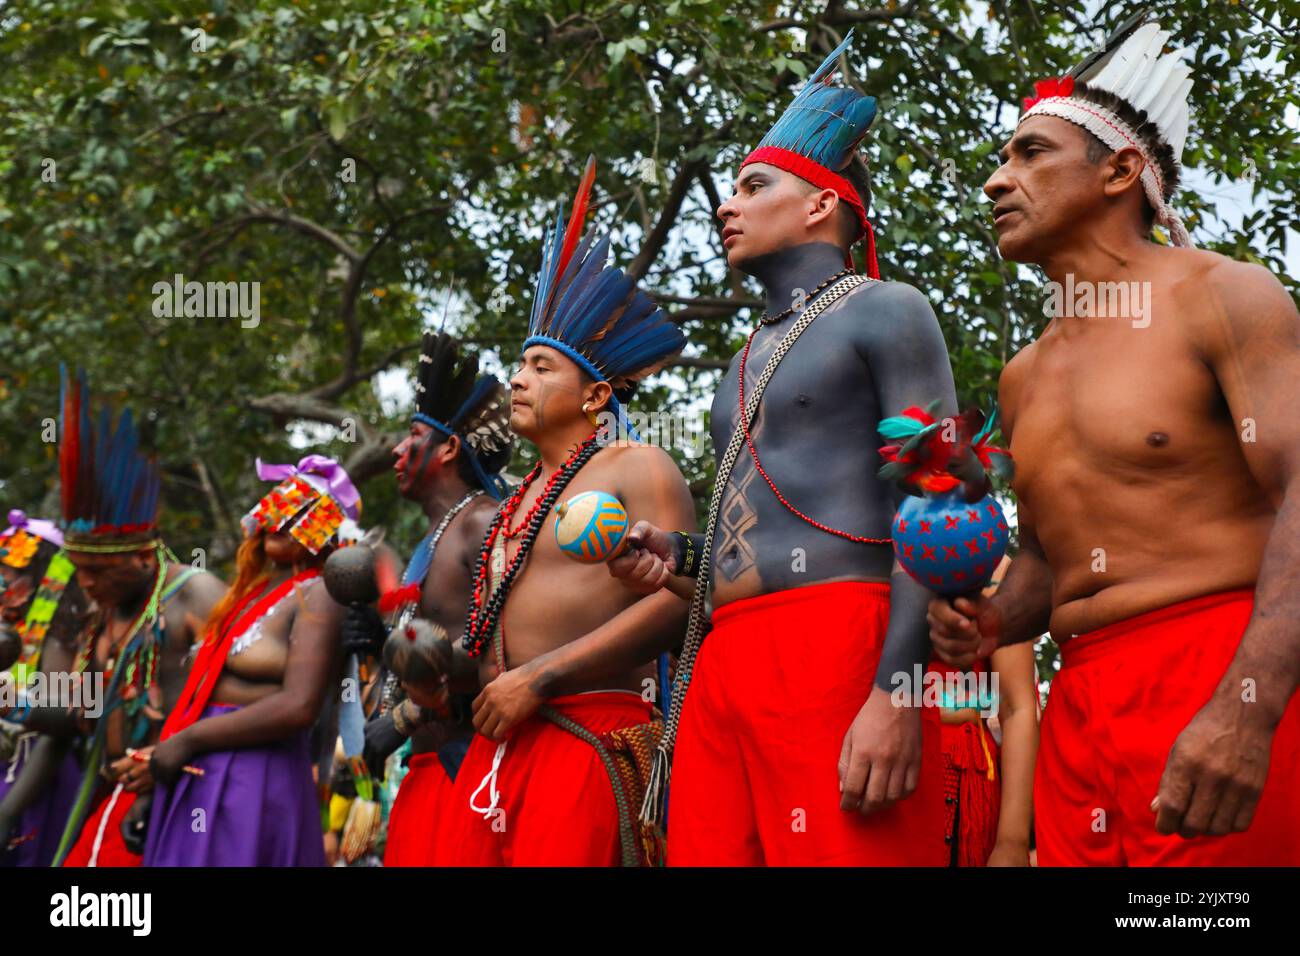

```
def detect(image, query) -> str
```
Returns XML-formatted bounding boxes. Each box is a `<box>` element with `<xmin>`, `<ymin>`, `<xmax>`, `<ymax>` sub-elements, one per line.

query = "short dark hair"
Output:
<box><xmin>1072</xmin><ymin>82</ymin><xmax>1180</xmax><ymax>231</ymax></box>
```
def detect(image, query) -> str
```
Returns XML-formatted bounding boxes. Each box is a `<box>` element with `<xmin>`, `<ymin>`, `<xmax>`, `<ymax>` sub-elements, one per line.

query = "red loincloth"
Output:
<box><xmin>939</xmin><ymin>716</ymin><xmax>1001</xmax><ymax>866</ymax></box>
<box><xmin>62</xmin><ymin>783</ymin><xmax>142</xmax><ymax>868</ymax></box>
<box><xmin>383</xmin><ymin>752</ymin><xmax>453</xmax><ymax>867</ymax></box>
<box><xmin>432</xmin><ymin>691</ymin><xmax>653</xmax><ymax>866</ymax></box>
<box><xmin>1035</xmin><ymin>588</ymin><xmax>1300</xmax><ymax>865</ymax></box>
<box><xmin>930</xmin><ymin>659</ymin><xmax>1001</xmax><ymax>867</ymax></box>
<box><xmin>668</xmin><ymin>581</ymin><xmax>946</xmax><ymax>866</ymax></box>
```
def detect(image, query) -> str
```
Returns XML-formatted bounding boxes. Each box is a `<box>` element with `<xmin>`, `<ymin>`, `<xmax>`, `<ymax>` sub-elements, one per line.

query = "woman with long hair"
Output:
<box><xmin>140</xmin><ymin>456</ymin><xmax>359</xmax><ymax>866</ymax></box>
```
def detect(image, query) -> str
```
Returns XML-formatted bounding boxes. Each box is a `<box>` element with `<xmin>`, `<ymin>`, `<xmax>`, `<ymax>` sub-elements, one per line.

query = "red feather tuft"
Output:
<box><xmin>378</xmin><ymin>583</ymin><xmax>421</xmax><ymax>615</ymax></box>
<box><xmin>60</xmin><ymin>373</ymin><xmax>81</xmax><ymax>521</ymax></box>
<box><xmin>556</xmin><ymin>155</ymin><xmax>597</xmax><ymax>289</ymax></box>
<box><xmin>1023</xmin><ymin>75</ymin><xmax>1074</xmax><ymax>112</ymax></box>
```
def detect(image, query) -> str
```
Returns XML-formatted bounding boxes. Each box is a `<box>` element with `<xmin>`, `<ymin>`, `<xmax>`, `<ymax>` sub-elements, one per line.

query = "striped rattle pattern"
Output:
<box><xmin>553</xmin><ymin>491</ymin><xmax>628</xmax><ymax>563</ymax></box>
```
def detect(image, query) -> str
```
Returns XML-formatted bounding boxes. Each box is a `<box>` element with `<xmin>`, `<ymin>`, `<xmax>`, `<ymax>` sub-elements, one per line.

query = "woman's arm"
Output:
<box><xmin>987</xmin><ymin>640</ymin><xmax>1039</xmax><ymax>865</ymax></box>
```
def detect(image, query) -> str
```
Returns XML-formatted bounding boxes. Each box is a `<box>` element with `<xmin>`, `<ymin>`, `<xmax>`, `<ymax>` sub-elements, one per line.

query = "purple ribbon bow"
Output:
<box><xmin>255</xmin><ymin>455</ymin><xmax>361</xmax><ymax>520</ymax></box>
<box><xmin>3</xmin><ymin>509</ymin><xmax>65</xmax><ymax>547</ymax></box>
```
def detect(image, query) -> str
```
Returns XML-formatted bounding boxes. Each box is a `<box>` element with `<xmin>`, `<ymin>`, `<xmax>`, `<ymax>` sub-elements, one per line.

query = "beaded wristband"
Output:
<box><xmin>391</xmin><ymin>698</ymin><xmax>420</xmax><ymax>737</ymax></box>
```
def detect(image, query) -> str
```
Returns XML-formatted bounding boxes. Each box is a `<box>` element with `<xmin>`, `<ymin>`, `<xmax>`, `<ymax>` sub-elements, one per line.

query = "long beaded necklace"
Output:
<box><xmin>399</xmin><ymin>489</ymin><xmax>485</xmax><ymax>591</ymax></box>
<box><xmin>463</xmin><ymin>432</ymin><xmax>602</xmax><ymax>658</ymax></box>
<box><xmin>738</xmin><ymin>270</ymin><xmax>891</xmax><ymax>546</ymax></box>
<box><xmin>71</xmin><ymin>549</ymin><xmax>173</xmax><ymax>723</ymax></box>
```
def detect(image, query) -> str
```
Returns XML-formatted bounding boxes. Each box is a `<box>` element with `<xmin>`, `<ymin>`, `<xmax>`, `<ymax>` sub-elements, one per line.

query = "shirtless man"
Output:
<box><xmin>45</xmin><ymin>371</ymin><xmax>225</xmax><ymax>867</ymax></box>
<box><xmin>929</xmin><ymin>19</ymin><xmax>1300</xmax><ymax>864</ymax></box>
<box><xmin>612</xmin><ymin>35</ymin><xmax>960</xmax><ymax>865</ymax></box>
<box><xmin>345</xmin><ymin>331</ymin><xmax>513</xmax><ymax>867</ymax></box>
<box><xmin>429</xmin><ymin>159</ymin><xmax>696</xmax><ymax>866</ymax></box>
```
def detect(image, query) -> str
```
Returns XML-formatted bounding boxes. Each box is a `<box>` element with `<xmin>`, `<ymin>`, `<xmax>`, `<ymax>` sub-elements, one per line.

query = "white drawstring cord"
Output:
<box><xmin>468</xmin><ymin>740</ymin><xmax>507</xmax><ymax>819</ymax></box>
<box><xmin>88</xmin><ymin>782</ymin><xmax>126</xmax><ymax>867</ymax></box>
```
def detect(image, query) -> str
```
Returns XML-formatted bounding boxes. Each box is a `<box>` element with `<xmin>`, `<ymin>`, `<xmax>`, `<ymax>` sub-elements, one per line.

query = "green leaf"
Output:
<box><xmin>327</xmin><ymin>101</ymin><xmax>348</xmax><ymax>140</ymax></box>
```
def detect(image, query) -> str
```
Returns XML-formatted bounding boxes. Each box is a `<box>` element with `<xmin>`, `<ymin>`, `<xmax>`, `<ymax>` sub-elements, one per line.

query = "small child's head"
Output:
<box><xmin>382</xmin><ymin>618</ymin><xmax>452</xmax><ymax>714</ymax></box>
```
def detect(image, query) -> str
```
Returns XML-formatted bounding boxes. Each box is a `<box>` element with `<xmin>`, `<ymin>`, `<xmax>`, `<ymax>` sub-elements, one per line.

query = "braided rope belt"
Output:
<box><xmin>640</xmin><ymin>273</ymin><xmax>875</xmax><ymax>831</ymax></box>
<box><xmin>541</xmin><ymin>706</ymin><xmax>665</xmax><ymax>867</ymax></box>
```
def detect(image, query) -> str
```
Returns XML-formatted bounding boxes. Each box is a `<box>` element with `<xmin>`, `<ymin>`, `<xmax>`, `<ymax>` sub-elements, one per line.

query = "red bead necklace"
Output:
<box><xmin>737</xmin><ymin>302</ymin><xmax>891</xmax><ymax>547</ymax></box>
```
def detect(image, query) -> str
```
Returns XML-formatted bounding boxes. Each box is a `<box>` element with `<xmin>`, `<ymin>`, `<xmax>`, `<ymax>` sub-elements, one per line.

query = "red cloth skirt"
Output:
<box><xmin>383</xmin><ymin>752</ymin><xmax>453</xmax><ymax>867</ymax></box>
<box><xmin>62</xmin><ymin>783</ymin><xmax>142</xmax><ymax>868</ymax></box>
<box><xmin>432</xmin><ymin>691</ymin><xmax>652</xmax><ymax>866</ymax></box>
<box><xmin>1036</xmin><ymin>589</ymin><xmax>1300</xmax><ymax>865</ymax></box>
<box><xmin>668</xmin><ymin>581</ymin><xmax>945</xmax><ymax>866</ymax></box>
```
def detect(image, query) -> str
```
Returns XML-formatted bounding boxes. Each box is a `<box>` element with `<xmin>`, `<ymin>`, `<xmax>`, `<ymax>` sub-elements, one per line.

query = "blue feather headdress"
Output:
<box><xmin>59</xmin><ymin>366</ymin><xmax>163</xmax><ymax>553</ymax></box>
<box><xmin>750</xmin><ymin>30</ymin><xmax>877</xmax><ymax>173</ymax></box>
<box><xmin>742</xmin><ymin>30</ymin><xmax>880</xmax><ymax>275</ymax></box>
<box><xmin>412</xmin><ymin>331</ymin><xmax>512</xmax><ymax>499</ymax></box>
<box><xmin>522</xmin><ymin>156</ymin><xmax>685</xmax><ymax>429</ymax></box>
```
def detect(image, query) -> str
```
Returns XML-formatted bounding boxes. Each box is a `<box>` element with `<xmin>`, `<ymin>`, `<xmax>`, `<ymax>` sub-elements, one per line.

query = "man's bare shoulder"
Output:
<box><xmin>450</xmin><ymin>494</ymin><xmax>499</xmax><ymax>557</ymax></box>
<box><xmin>170</xmin><ymin>566</ymin><xmax>226</xmax><ymax>607</ymax></box>
<box><xmin>843</xmin><ymin>279</ymin><xmax>939</xmax><ymax>328</ymax></box>
<box><xmin>598</xmin><ymin>441</ymin><xmax>686</xmax><ymax>481</ymax></box>
<box><xmin>1174</xmin><ymin>248</ymin><xmax>1298</xmax><ymax>353</ymax></box>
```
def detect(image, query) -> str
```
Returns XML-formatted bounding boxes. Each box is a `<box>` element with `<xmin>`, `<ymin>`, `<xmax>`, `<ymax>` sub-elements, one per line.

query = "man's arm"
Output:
<box><xmin>443</xmin><ymin>504</ymin><xmax>497</xmax><ymax>694</ymax></box>
<box><xmin>929</xmin><ymin>344</ymin><xmax>1054</xmax><ymax>666</ymax></box>
<box><xmin>1153</xmin><ymin>259</ymin><xmax>1300</xmax><ymax>838</ymax></box>
<box><xmin>836</xmin><ymin>282</ymin><xmax>956</xmax><ymax>814</ymax></box>
<box><xmin>987</xmin><ymin>640</ymin><xmax>1038</xmax><ymax>865</ymax></box>
<box><xmin>472</xmin><ymin>446</ymin><xmax>696</xmax><ymax>740</ymax></box>
<box><xmin>858</xmin><ymin>282</ymin><xmax>960</xmax><ymax>691</ymax></box>
<box><xmin>160</xmin><ymin>570</ymin><xmax>227</xmax><ymax>711</ymax></box>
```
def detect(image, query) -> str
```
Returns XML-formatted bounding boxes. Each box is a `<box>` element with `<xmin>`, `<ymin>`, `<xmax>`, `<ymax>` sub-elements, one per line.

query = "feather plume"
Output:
<box><xmin>1068</xmin><ymin>10</ymin><xmax>1150</xmax><ymax>82</ymax></box>
<box><xmin>877</xmin><ymin>405</ymin><xmax>1013</xmax><ymax>496</ymax></box>
<box><xmin>58</xmin><ymin>366</ymin><xmax>161</xmax><ymax>537</ymax></box>
<box><xmin>755</xmin><ymin>30</ymin><xmax>877</xmax><ymax>173</ymax></box>
<box><xmin>524</xmin><ymin>159</ymin><xmax>684</xmax><ymax>395</ymax></box>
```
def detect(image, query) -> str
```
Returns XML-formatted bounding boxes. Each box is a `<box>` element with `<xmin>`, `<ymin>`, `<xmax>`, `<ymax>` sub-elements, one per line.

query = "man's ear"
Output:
<box><xmin>807</xmin><ymin>187</ymin><xmax>840</xmax><ymax>230</ymax></box>
<box><xmin>1102</xmin><ymin>146</ymin><xmax>1146</xmax><ymax>200</ymax></box>
<box><xmin>439</xmin><ymin>432</ymin><xmax>461</xmax><ymax>464</ymax></box>
<box><xmin>583</xmin><ymin>380</ymin><xmax>614</xmax><ymax>415</ymax></box>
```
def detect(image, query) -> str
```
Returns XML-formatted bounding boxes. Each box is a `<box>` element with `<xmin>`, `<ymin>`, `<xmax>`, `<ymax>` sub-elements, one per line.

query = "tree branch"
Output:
<box><xmin>628</xmin><ymin>158</ymin><xmax>706</xmax><ymax>282</ymax></box>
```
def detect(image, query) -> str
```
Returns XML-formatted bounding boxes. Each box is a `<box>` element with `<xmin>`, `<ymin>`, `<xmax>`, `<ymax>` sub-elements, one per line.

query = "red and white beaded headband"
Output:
<box><xmin>1019</xmin><ymin>76</ymin><xmax>1192</xmax><ymax>248</ymax></box>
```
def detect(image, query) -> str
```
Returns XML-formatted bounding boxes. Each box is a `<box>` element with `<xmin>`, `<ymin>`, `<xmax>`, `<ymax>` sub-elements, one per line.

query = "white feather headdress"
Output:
<box><xmin>1019</xmin><ymin>16</ymin><xmax>1195</xmax><ymax>247</ymax></box>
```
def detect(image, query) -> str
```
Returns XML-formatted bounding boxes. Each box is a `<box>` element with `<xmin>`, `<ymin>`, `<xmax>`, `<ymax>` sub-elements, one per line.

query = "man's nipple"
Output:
<box><xmin>1146</xmin><ymin>431</ymin><xmax>1170</xmax><ymax>448</ymax></box>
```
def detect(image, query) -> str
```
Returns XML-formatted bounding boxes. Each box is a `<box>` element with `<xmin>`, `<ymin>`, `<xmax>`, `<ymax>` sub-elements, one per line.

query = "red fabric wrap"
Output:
<box><xmin>1036</xmin><ymin>589</ymin><xmax>1300</xmax><ymax>865</ymax></box>
<box><xmin>432</xmin><ymin>692</ymin><xmax>652</xmax><ymax>866</ymax></box>
<box><xmin>742</xmin><ymin>145</ymin><xmax>879</xmax><ymax>278</ymax></box>
<box><xmin>939</xmin><ymin>718</ymin><xmax>1001</xmax><ymax>867</ymax></box>
<box><xmin>667</xmin><ymin>581</ymin><xmax>945</xmax><ymax>865</ymax></box>
<box><xmin>162</xmin><ymin>569</ymin><xmax>319</xmax><ymax>740</ymax></box>
<box><xmin>383</xmin><ymin>752</ymin><xmax>453</xmax><ymax>867</ymax></box>
<box><xmin>62</xmin><ymin>787</ymin><xmax>141</xmax><ymax>868</ymax></box>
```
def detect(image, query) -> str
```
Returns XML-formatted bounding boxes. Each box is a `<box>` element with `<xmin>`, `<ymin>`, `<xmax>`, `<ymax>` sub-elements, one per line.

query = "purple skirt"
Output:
<box><xmin>143</xmin><ymin>704</ymin><xmax>325</xmax><ymax>867</ymax></box>
<box><xmin>0</xmin><ymin>739</ymin><xmax>82</xmax><ymax>868</ymax></box>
